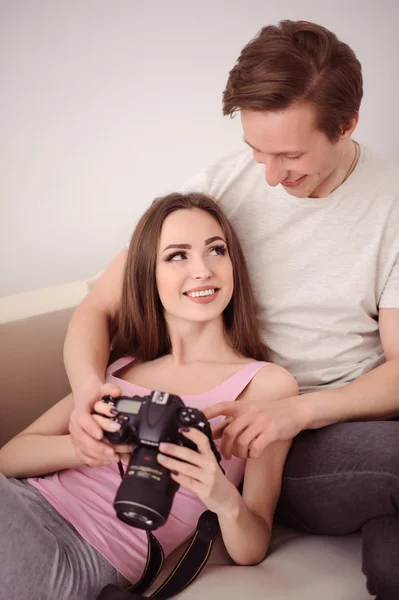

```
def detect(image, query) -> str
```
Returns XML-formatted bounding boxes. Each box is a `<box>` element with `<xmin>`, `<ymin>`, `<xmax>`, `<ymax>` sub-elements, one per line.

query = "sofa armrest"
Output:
<box><xmin>0</xmin><ymin>281</ymin><xmax>88</xmax><ymax>447</ymax></box>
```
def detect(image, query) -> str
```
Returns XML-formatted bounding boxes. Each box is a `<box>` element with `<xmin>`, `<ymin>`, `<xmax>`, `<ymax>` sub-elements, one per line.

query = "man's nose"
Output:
<box><xmin>264</xmin><ymin>157</ymin><xmax>287</xmax><ymax>187</ymax></box>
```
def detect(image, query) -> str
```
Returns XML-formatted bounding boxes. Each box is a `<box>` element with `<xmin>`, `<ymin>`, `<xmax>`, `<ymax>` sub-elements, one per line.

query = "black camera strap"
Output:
<box><xmin>97</xmin><ymin>510</ymin><xmax>219</xmax><ymax>600</ymax></box>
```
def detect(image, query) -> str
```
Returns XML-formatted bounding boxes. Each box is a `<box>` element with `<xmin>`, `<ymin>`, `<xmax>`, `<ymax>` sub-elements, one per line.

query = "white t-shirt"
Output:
<box><xmin>179</xmin><ymin>145</ymin><xmax>399</xmax><ymax>393</ymax></box>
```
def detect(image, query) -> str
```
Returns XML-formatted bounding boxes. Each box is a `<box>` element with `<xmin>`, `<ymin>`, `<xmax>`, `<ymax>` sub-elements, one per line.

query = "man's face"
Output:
<box><xmin>241</xmin><ymin>104</ymin><xmax>345</xmax><ymax>199</ymax></box>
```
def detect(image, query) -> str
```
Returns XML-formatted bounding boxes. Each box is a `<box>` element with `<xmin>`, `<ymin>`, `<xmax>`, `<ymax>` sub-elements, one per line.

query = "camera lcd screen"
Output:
<box><xmin>117</xmin><ymin>399</ymin><xmax>141</xmax><ymax>414</ymax></box>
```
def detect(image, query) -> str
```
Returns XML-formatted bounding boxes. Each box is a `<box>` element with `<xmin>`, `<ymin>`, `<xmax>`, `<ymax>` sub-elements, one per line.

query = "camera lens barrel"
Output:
<box><xmin>114</xmin><ymin>447</ymin><xmax>179</xmax><ymax>530</ymax></box>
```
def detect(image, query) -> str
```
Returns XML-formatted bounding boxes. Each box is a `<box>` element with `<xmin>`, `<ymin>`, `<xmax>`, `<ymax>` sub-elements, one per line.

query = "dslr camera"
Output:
<box><xmin>102</xmin><ymin>391</ymin><xmax>221</xmax><ymax>530</ymax></box>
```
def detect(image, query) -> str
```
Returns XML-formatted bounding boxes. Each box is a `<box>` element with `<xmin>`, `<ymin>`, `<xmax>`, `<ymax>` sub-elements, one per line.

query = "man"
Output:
<box><xmin>65</xmin><ymin>21</ymin><xmax>399</xmax><ymax>599</ymax></box>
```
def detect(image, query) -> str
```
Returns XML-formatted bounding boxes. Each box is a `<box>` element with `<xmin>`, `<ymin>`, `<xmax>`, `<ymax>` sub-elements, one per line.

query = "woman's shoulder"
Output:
<box><xmin>243</xmin><ymin>363</ymin><xmax>298</xmax><ymax>403</ymax></box>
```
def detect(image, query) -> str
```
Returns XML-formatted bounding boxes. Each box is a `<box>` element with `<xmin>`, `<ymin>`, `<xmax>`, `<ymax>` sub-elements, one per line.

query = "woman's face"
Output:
<box><xmin>156</xmin><ymin>208</ymin><xmax>234</xmax><ymax>325</ymax></box>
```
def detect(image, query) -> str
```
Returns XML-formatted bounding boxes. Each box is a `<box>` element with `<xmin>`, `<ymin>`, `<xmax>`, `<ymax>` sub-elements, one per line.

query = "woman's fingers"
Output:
<box><xmin>158</xmin><ymin>441</ymin><xmax>203</xmax><ymax>468</ymax></box>
<box><xmin>157</xmin><ymin>452</ymin><xmax>209</xmax><ymax>483</ymax></box>
<box><xmin>92</xmin><ymin>413</ymin><xmax>121</xmax><ymax>433</ymax></box>
<box><xmin>158</xmin><ymin>428</ymin><xmax>213</xmax><ymax>463</ymax></box>
<box><xmin>157</xmin><ymin>428</ymin><xmax>218</xmax><ymax>484</ymax></box>
<box><xmin>180</xmin><ymin>427</ymin><xmax>213</xmax><ymax>455</ymax></box>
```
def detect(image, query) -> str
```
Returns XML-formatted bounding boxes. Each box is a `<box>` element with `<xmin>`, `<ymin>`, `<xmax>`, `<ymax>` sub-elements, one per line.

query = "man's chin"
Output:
<box><xmin>281</xmin><ymin>185</ymin><xmax>309</xmax><ymax>198</ymax></box>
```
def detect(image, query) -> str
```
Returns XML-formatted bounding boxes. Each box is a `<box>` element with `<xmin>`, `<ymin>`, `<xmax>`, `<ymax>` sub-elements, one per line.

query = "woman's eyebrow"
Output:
<box><xmin>205</xmin><ymin>236</ymin><xmax>225</xmax><ymax>245</ymax></box>
<box><xmin>162</xmin><ymin>236</ymin><xmax>225</xmax><ymax>253</ymax></box>
<box><xmin>162</xmin><ymin>243</ymin><xmax>191</xmax><ymax>253</ymax></box>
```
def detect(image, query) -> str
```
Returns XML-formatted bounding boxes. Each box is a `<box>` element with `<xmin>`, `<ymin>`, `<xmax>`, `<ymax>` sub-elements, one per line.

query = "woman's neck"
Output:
<box><xmin>165</xmin><ymin>316</ymin><xmax>238</xmax><ymax>365</ymax></box>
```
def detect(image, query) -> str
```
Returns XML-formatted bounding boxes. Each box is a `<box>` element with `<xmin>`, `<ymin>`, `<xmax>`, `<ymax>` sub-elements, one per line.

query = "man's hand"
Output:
<box><xmin>69</xmin><ymin>382</ymin><xmax>123</xmax><ymax>466</ymax></box>
<box><xmin>204</xmin><ymin>396</ymin><xmax>309</xmax><ymax>459</ymax></box>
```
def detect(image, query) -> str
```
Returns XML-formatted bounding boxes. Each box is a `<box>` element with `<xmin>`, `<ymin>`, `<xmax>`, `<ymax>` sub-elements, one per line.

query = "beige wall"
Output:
<box><xmin>1</xmin><ymin>0</ymin><xmax>398</xmax><ymax>296</ymax></box>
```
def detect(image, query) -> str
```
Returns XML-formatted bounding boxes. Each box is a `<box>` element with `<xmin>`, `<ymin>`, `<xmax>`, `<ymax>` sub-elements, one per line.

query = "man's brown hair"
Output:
<box><xmin>223</xmin><ymin>20</ymin><xmax>363</xmax><ymax>142</ymax></box>
<box><xmin>112</xmin><ymin>192</ymin><xmax>268</xmax><ymax>363</ymax></box>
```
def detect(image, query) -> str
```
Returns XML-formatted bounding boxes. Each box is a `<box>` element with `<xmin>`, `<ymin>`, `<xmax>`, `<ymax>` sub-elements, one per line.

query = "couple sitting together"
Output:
<box><xmin>1</xmin><ymin>19</ymin><xmax>399</xmax><ymax>600</ymax></box>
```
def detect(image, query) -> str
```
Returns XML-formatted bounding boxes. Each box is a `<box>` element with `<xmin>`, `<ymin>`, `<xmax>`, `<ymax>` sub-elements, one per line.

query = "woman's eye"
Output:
<box><xmin>166</xmin><ymin>252</ymin><xmax>186</xmax><ymax>261</ymax></box>
<box><xmin>209</xmin><ymin>245</ymin><xmax>227</xmax><ymax>256</ymax></box>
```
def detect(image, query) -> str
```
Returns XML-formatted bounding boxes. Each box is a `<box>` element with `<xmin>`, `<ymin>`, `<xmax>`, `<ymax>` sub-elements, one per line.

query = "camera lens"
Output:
<box><xmin>113</xmin><ymin>447</ymin><xmax>179</xmax><ymax>530</ymax></box>
<box><xmin>119</xmin><ymin>511</ymin><xmax>155</xmax><ymax>529</ymax></box>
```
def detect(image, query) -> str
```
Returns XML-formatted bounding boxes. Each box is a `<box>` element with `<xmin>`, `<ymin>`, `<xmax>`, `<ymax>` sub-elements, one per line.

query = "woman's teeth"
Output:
<box><xmin>186</xmin><ymin>288</ymin><xmax>216</xmax><ymax>298</ymax></box>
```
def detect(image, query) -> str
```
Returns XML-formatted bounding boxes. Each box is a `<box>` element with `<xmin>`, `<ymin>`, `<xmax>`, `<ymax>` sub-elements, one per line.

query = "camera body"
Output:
<box><xmin>103</xmin><ymin>391</ymin><xmax>221</xmax><ymax>530</ymax></box>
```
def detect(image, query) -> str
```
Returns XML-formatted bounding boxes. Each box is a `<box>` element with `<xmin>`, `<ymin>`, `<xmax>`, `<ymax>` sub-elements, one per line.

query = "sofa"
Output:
<box><xmin>0</xmin><ymin>281</ymin><xmax>372</xmax><ymax>599</ymax></box>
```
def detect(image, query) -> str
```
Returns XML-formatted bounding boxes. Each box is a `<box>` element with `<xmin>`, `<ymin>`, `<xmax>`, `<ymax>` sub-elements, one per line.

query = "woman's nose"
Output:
<box><xmin>191</xmin><ymin>257</ymin><xmax>212</xmax><ymax>279</ymax></box>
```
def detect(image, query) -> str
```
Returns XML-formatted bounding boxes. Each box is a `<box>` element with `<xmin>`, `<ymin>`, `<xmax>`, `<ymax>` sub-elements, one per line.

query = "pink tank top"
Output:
<box><xmin>29</xmin><ymin>357</ymin><xmax>268</xmax><ymax>583</ymax></box>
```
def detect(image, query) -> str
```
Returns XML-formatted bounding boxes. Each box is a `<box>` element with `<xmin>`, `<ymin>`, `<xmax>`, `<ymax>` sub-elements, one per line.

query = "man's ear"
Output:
<box><xmin>339</xmin><ymin>112</ymin><xmax>359</xmax><ymax>140</ymax></box>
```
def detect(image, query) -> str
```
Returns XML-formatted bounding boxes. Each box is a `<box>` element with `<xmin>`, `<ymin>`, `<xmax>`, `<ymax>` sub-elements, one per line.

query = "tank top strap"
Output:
<box><xmin>218</xmin><ymin>361</ymin><xmax>270</xmax><ymax>401</ymax></box>
<box><xmin>106</xmin><ymin>356</ymin><xmax>135</xmax><ymax>378</ymax></box>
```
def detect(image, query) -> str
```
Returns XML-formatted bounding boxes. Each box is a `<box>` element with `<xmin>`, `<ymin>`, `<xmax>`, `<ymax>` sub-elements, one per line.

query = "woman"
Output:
<box><xmin>0</xmin><ymin>192</ymin><xmax>298</xmax><ymax>600</ymax></box>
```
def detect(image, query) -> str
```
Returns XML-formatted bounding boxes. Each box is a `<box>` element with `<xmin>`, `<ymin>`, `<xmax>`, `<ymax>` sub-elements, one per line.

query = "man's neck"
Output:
<box><xmin>310</xmin><ymin>139</ymin><xmax>358</xmax><ymax>198</ymax></box>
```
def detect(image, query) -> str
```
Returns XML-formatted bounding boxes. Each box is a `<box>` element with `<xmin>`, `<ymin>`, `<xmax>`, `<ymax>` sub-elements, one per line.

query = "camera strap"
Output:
<box><xmin>97</xmin><ymin>510</ymin><xmax>220</xmax><ymax>600</ymax></box>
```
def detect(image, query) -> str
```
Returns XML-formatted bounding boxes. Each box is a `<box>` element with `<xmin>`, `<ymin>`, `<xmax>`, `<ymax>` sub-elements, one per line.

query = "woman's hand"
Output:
<box><xmin>93</xmin><ymin>394</ymin><xmax>135</xmax><ymax>463</ymax></box>
<box><xmin>157</xmin><ymin>427</ymin><xmax>237</xmax><ymax>517</ymax></box>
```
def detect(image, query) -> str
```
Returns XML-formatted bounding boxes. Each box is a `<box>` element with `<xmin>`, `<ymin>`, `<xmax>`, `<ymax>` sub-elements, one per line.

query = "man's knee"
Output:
<box><xmin>285</xmin><ymin>420</ymin><xmax>399</xmax><ymax>478</ymax></box>
<box><xmin>363</xmin><ymin>546</ymin><xmax>399</xmax><ymax>599</ymax></box>
<box><xmin>362</xmin><ymin>515</ymin><xmax>399</xmax><ymax>600</ymax></box>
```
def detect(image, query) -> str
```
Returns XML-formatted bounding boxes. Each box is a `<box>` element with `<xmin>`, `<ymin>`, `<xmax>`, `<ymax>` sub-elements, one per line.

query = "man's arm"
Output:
<box><xmin>206</xmin><ymin>308</ymin><xmax>399</xmax><ymax>459</ymax></box>
<box><xmin>64</xmin><ymin>249</ymin><xmax>127</xmax><ymax>464</ymax></box>
<box><xmin>297</xmin><ymin>307</ymin><xmax>399</xmax><ymax>429</ymax></box>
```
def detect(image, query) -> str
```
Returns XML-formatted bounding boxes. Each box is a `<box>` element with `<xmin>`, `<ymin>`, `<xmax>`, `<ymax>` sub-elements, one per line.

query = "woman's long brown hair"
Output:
<box><xmin>112</xmin><ymin>192</ymin><xmax>268</xmax><ymax>362</ymax></box>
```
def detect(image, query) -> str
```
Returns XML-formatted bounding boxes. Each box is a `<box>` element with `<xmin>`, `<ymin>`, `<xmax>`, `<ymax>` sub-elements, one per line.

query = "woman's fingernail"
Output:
<box><xmin>172</xmin><ymin>470</ymin><xmax>179</xmax><ymax>476</ymax></box>
<box><xmin>110</xmin><ymin>408</ymin><xmax>119</xmax><ymax>415</ymax></box>
<box><xmin>159</xmin><ymin>442</ymin><xmax>169</xmax><ymax>452</ymax></box>
<box><xmin>179</xmin><ymin>427</ymin><xmax>190</xmax><ymax>433</ymax></box>
<box><xmin>109</xmin><ymin>422</ymin><xmax>121</xmax><ymax>431</ymax></box>
<box><xmin>157</xmin><ymin>453</ymin><xmax>167</xmax><ymax>462</ymax></box>
<box><xmin>105</xmin><ymin>448</ymin><xmax>115</xmax><ymax>456</ymax></box>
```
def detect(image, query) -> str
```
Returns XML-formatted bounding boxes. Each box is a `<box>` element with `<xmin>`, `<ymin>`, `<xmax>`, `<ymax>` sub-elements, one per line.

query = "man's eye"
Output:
<box><xmin>166</xmin><ymin>252</ymin><xmax>186</xmax><ymax>261</ymax></box>
<box><xmin>287</xmin><ymin>154</ymin><xmax>304</xmax><ymax>160</ymax></box>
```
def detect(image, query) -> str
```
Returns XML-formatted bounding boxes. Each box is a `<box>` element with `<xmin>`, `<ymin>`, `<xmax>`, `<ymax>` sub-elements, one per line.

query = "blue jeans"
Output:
<box><xmin>277</xmin><ymin>420</ymin><xmax>399</xmax><ymax>600</ymax></box>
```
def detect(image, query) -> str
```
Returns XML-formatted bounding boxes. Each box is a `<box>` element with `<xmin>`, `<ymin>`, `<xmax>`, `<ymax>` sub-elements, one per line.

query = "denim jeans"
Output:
<box><xmin>277</xmin><ymin>420</ymin><xmax>399</xmax><ymax>600</ymax></box>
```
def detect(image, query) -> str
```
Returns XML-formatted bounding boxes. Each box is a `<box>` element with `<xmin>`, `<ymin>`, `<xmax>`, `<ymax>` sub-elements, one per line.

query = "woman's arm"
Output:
<box><xmin>0</xmin><ymin>395</ymin><xmax>83</xmax><ymax>478</ymax></box>
<box><xmin>216</xmin><ymin>366</ymin><xmax>298</xmax><ymax>564</ymax></box>
<box><xmin>158</xmin><ymin>365</ymin><xmax>298</xmax><ymax>566</ymax></box>
<box><xmin>0</xmin><ymin>394</ymin><xmax>132</xmax><ymax>479</ymax></box>
<box><xmin>217</xmin><ymin>438</ymin><xmax>292</xmax><ymax>565</ymax></box>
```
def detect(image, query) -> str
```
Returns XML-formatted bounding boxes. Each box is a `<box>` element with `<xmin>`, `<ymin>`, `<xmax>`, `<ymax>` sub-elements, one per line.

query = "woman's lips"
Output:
<box><xmin>184</xmin><ymin>289</ymin><xmax>220</xmax><ymax>304</ymax></box>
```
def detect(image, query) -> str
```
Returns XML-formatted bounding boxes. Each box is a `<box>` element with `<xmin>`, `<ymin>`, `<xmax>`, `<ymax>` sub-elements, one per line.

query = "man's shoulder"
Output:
<box><xmin>178</xmin><ymin>148</ymin><xmax>261</xmax><ymax>199</ymax></box>
<box><xmin>358</xmin><ymin>145</ymin><xmax>399</xmax><ymax>196</ymax></box>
